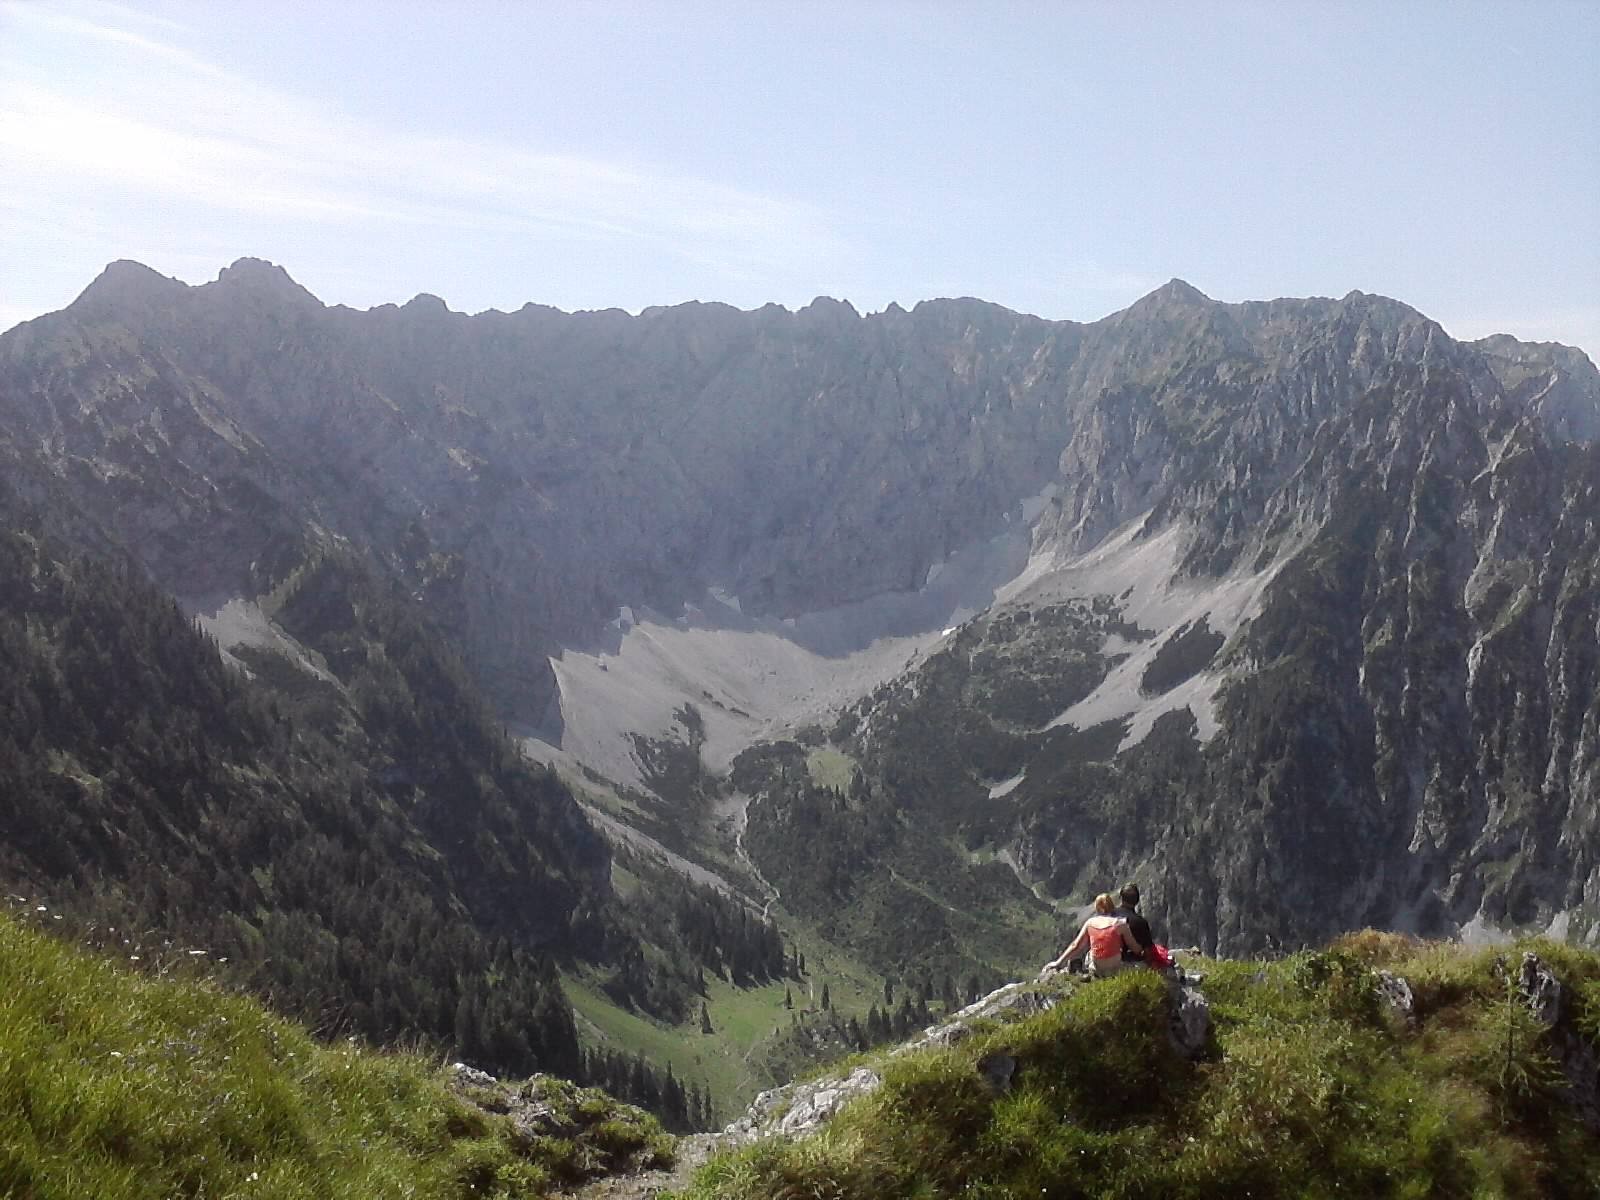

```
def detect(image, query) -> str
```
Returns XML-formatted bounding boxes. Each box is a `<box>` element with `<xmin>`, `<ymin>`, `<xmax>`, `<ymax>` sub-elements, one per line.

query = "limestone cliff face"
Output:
<box><xmin>798</xmin><ymin>292</ymin><xmax>1600</xmax><ymax>952</ymax></box>
<box><xmin>4</xmin><ymin>259</ymin><xmax>1599</xmax><ymax>953</ymax></box>
<box><xmin>0</xmin><ymin>262</ymin><xmax>1077</xmax><ymax>718</ymax></box>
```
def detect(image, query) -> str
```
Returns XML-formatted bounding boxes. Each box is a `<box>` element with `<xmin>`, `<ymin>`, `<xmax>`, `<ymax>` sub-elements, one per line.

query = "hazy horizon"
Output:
<box><xmin>3</xmin><ymin>0</ymin><xmax>1596</xmax><ymax>356</ymax></box>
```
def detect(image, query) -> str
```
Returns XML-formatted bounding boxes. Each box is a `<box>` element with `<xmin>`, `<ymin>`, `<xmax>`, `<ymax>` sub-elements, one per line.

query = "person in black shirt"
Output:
<box><xmin>1116</xmin><ymin>883</ymin><xmax>1154</xmax><ymax>963</ymax></box>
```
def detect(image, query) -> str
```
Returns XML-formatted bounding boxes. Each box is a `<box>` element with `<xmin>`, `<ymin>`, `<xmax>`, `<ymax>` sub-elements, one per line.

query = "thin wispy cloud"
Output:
<box><xmin>6</xmin><ymin>5</ymin><xmax>215</xmax><ymax>73</ymax></box>
<box><xmin>1</xmin><ymin>0</ymin><xmax>1592</xmax><ymax>352</ymax></box>
<box><xmin>0</xmin><ymin>0</ymin><xmax>847</xmax><ymax>296</ymax></box>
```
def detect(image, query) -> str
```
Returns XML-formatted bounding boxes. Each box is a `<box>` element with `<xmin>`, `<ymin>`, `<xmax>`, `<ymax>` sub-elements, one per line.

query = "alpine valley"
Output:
<box><xmin>3</xmin><ymin>258</ymin><xmax>1599</xmax><ymax>1124</ymax></box>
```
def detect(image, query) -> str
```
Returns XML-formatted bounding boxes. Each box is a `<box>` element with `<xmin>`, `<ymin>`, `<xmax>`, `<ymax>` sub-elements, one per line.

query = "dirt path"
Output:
<box><xmin>562</xmin><ymin>1135</ymin><xmax>719</xmax><ymax>1199</ymax></box>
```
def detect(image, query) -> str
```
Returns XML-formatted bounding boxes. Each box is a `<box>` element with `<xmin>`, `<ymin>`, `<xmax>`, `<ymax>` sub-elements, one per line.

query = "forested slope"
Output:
<box><xmin>0</xmin><ymin>483</ymin><xmax>786</xmax><ymax>1125</ymax></box>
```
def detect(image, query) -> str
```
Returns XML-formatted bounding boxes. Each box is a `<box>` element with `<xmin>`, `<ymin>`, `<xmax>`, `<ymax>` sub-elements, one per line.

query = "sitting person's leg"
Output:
<box><xmin>1089</xmin><ymin>955</ymin><xmax>1124</xmax><ymax>979</ymax></box>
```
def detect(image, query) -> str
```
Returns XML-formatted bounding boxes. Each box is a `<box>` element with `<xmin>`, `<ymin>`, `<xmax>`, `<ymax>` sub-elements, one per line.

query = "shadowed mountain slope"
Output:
<box><xmin>4</xmin><ymin>260</ymin><xmax>1599</xmax><ymax>966</ymax></box>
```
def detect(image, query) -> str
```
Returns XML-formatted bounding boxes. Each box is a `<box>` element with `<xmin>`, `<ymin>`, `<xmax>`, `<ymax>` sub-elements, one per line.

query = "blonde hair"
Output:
<box><xmin>1094</xmin><ymin>892</ymin><xmax>1116</xmax><ymax>915</ymax></box>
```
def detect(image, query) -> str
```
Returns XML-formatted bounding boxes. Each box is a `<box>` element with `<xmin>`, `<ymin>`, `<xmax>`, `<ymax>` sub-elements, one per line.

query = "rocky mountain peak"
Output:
<box><xmin>1333</xmin><ymin>288</ymin><xmax>1428</xmax><ymax>327</ymax></box>
<box><xmin>209</xmin><ymin>257</ymin><xmax>321</xmax><ymax>306</ymax></box>
<box><xmin>1121</xmin><ymin>277</ymin><xmax>1213</xmax><ymax>317</ymax></box>
<box><xmin>5</xmin><ymin>259</ymin><xmax>1600</xmax><ymax>970</ymax></box>
<box><xmin>797</xmin><ymin>295</ymin><xmax>860</xmax><ymax>328</ymax></box>
<box><xmin>69</xmin><ymin>259</ymin><xmax>187</xmax><ymax>314</ymax></box>
<box><xmin>402</xmin><ymin>293</ymin><xmax>452</xmax><ymax>315</ymax></box>
<box><xmin>1154</xmin><ymin>277</ymin><xmax>1210</xmax><ymax>303</ymax></box>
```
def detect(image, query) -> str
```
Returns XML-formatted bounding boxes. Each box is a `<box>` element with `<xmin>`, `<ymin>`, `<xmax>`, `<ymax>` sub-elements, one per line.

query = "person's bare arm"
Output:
<box><xmin>1044</xmin><ymin>921</ymin><xmax>1090</xmax><ymax>971</ymax></box>
<box><xmin>1120</xmin><ymin>921</ymin><xmax>1141</xmax><ymax>952</ymax></box>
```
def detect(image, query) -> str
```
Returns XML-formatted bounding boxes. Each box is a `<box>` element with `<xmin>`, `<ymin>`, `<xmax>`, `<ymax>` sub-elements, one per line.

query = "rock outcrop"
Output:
<box><xmin>721</xmin><ymin>972</ymin><xmax>1210</xmax><ymax>1146</ymax></box>
<box><xmin>447</xmin><ymin>1064</ymin><xmax>675</xmax><ymax>1182</ymax></box>
<box><xmin>1375</xmin><ymin>970</ymin><xmax>1418</xmax><ymax>1028</ymax></box>
<box><xmin>1516</xmin><ymin>953</ymin><xmax>1600</xmax><ymax>1133</ymax></box>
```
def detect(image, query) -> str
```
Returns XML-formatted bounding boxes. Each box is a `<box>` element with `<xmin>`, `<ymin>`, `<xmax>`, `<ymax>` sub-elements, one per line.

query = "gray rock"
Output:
<box><xmin>1517</xmin><ymin>952</ymin><xmax>1563</xmax><ymax>1027</ymax></box>
<box><xmin>899</xmin><ymin>980</ymin><xmax>1065</xmax><ymax>1053</ymax></box>
<box><xmin>450</xmin><ymin>1062</ymin><xmax>498</xmax><ymax>1090</ymax></box>
<box><xmin>721</xmin><ymin>1066</ymin><xmax>884</xmax><ymax>1145</ymax></box>
<box><xmin>1375</xmin><ymin>971</ymin><xmax>1417</xmax><ymax>1027</ymax></box>
<box><xmin>775</xmin><ymin>1067</ymin><xmax>884</xmax><ymax>1137</ymax></box>
<box><xmin>976</xmin><ymin>1052</ymin><xmax>1017</xmax><ymax>1095</ymax></box>
<box><xmin>513</xmin><ymin>1099</ymin><xmax>578</xmax><ymax>1141</ymax></box>
<box><xmin>9</xmin><ymin>259</ymin><xmax>1600</xmax><ymax>960</ymax></box>
<box><xmin>1515</xmin><ymin>953</ymin><xmax>1600</xmax><ymax>1134</ymax></box>
<box><xmin>1167</xmin><ymin>980</ymin><xmax>1212</xmax><ymax>1060</ymax></box>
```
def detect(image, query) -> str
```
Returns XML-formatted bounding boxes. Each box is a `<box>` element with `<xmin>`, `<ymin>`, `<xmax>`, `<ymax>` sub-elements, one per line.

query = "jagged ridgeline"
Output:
<box><xmin>736</xmin><ymin>378</ymin><xmax>1600</xmax><ymax>961</ymax></box>
<box><xmin>6</xmin><ymin>257</ymin><xmax>1600</xmax><ymax>1146</ymax></box>
<box><xmin>0</xmin><ymin>485</ymin><xmax>778</xmax><ymax>1127</ymax></box>
<box><xmin>5</xmin><ymin>259</ymin><xmax>1595</xmax><ymax>959</ymax></box>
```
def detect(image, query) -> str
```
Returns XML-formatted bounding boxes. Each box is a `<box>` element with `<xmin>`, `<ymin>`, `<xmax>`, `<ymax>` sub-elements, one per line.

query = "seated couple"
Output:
<box><xmin>1042</xmin><ymin>883</ymin><xmax>1162</xmax><ymax>979</ymax></box>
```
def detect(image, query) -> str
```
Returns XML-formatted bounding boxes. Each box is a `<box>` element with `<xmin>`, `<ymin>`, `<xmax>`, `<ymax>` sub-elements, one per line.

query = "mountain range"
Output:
<box><xmin>3</xmin><ymin>258</ymin><xmax>1599</xmax><ymax>1109</ymax></box>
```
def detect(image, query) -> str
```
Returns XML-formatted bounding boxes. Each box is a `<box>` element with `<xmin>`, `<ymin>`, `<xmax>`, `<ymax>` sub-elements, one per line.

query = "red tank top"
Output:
<box><xmin>1087</xmin><ymin>918</ymin><xmax>1124</xmax><ymax>959</ymax></box>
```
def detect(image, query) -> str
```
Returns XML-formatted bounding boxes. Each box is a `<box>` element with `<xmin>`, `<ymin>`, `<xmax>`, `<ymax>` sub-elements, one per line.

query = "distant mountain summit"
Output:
<box><xmin>3</xmin><ymin>259</ymin><xmax>1599</xmax><ymax>957</ymax></box>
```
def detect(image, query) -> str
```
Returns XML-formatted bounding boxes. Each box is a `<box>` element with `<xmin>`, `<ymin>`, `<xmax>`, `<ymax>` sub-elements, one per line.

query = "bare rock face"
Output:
<box><xmin>4</xmin><ymin>260</ymin><xmax>1600</xmax><ymax>954</ymax></box>
<box><xmin>1518</xmin><ymin>952</ymin><xmax>1565</xmax><ymax>1026</ymax></box>
<box><xmin>1516</xmin><ymin>953</ymin><xmax>1600</xmax><ymax>1133</ymax></box>
<box><xmin>720</xmin><ymin>1065</ymin><xmax>885</xmax><ymax>1147</ymax></box>
<box><xmin>897</xmin><ymin>978</ymin><xmax>1066</xmax><ymax>1053</ymax></box>
<box><xmin>13</xmin><ymin>261</ymin><xmax>1590</xmax><ymax>729</ymax></box>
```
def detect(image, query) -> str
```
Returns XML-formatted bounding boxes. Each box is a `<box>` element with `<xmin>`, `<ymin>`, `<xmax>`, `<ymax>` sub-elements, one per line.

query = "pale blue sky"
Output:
<box><xmin>2</xmin><ymin>0</ymin><xmax>1596</xmax><ymax>357</ymax></box>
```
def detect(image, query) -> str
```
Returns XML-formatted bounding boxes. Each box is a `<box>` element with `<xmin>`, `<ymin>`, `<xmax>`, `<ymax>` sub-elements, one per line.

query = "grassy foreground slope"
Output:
<box><xmin>0</xmin><ymin>909</ymin><xmax>669</xmax><ymax>1200</ymax></box>
<box><xmin>678</xmin><ymin>935</ymin><xmax>1600</xmax><ymax>1200</ymax></box>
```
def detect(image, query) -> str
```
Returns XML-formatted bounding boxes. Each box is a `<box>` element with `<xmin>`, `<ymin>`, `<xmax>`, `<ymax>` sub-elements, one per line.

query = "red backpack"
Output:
<box><xmin>1146</xmin><ymin>943</ymin><xmax>1173</xmax><ymax>971</ymax></box>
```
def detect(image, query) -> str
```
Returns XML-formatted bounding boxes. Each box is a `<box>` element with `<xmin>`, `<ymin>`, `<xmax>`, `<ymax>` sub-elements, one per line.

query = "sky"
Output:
<box><xmin>2</xmin><ymin>0</ymin><xmax>1597</xmax><ymax>358</ymax></box>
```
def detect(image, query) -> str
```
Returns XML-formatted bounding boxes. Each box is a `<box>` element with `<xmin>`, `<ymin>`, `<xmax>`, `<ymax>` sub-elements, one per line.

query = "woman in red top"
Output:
<box><xmin>1042</xmin><ymin>892</ymin><xmax>1141</xmax><ymax>979</ymax></box>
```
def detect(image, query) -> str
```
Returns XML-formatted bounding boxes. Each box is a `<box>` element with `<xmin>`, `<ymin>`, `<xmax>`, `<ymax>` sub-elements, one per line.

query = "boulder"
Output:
<box><xmin>721</xmin><ymin>1066</ymin><xmax>884</xmax><ymax>1145</ymax></box>
<box><xmin>1375</xmin><ymin>970</ymin><xmax>1417</xmax><ymax>1028</ymax></box>
<box><xmin>899</xmin><ymin>980</ymin><xmax>1066</xmax><ymax>1053</ymax></box>
<box><xmin>1167</xmin><ymin>979</ymin><xmax>1212</xmax><ymax>1060</ymax></box>
<box><xmin>976</xmin><ymin>1052</ymin><xmax>1018</xmax><ymax>1095</ymax></box>
<box><xmin>1516</xmin><ymin>952</ymin><xmax>1563</xmax><ymax>1027</ymax></box>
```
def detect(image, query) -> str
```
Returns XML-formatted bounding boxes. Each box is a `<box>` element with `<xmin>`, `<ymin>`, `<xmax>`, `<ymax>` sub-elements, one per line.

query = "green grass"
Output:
<box><xmin>564</xmin><ymin>909</ymin><xmax>935</xmax><ymax>1124</ymax></box>
<box><xmin>0</xmin><ymin>910</ymin><xmax>670</xmax><ymax>1199</ymax></box>
<box><xmin>805</xmin><ymin>748</ymin><xmax>858</xmax><ymax>792</ymax></box>
<box><xmin>565</xmin><ymin>943</ymin><xmax>882</xmax><ymax>1125</ymax></box>
<box><xmin>13</xmin><ymin>899</ymin><xmax>1599</xmax><ymax>1200</ymax></box>
<box><xmin>671</xmin><ymin>936</ymin><xmax>1600</xmax><ymax>1200</ymax></box>
<box><xmin>566</xmin><ymin>972</ymin><xmax>751</xmax><ymax>1116</ymax></box>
